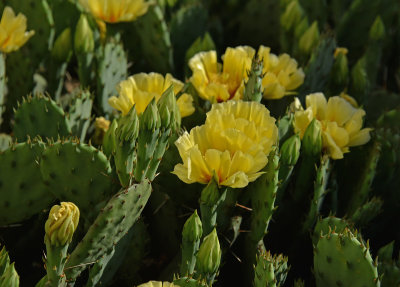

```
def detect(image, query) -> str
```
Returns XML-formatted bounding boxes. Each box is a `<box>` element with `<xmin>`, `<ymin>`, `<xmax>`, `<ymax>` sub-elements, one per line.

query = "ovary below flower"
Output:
<box><xmin>79</xmin><ymin>0</ymin><xmax>152</xmax><ymax>23</ymax></box>
<box><xmin>108</xmin><ymin>72</ymin><xmax>194</xmax><ymax>117</ymax></box>
<box><xmin>189</xmin><ymin>46</ymin><xmax>255</xmax><ymax>103</ymax></box>
<box><xmin>257</xmin><ymin>46</ymin><xmax>305</xmax><ymax>99</ymax></box>
<box><xmin>293</xmin><ymin>93</ymin><xmax>371</xmax><ymax>159</ymax></box>
<box><xmin>173</xmin><ymin>101</ymin><xmax>278</xmax><ymax>188</ymax></box>
<box><xmin>0</xmin><ymin>6</ymin><xmax>34</xmax><ymax>53</ymax></box>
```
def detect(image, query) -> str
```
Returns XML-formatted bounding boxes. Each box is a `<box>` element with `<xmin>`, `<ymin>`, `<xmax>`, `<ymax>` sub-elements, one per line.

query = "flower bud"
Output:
<box><xmin>302</xmin><ymin>118</ymin><xmax>322</xmax><ymax>157</ymax></box>
<box><xmin>182</xmin><ymin>210</ymin><xmax>203</xmax><ymax>242</ymax></box>
<box><xmin>281</xmin><ymin>0</ymin><xmax>304</xmax><ymax>31</ymax></box>
<box><xmin>0</xmin><ymin>263</ymin><xmax>19</xmax><ymax>287</ymax></box>
<box><xmin>200</xmin><ymin>178</ymin><xmax>220</xmax><ymax>206</ymax></box>
<box><xmin>103</xmin><ymin>118</ymin><xmax>118</xmax><ymax>156</ymax></box>
<box><xmin>140</xmin><ymin>99</ymin><xmax>161</xmax><ymax>131</ymax></box>
<box><xmin>157</xmin><ymin>85</ymin><xmax>181</xmax><ymax>131</ymax></box>
<box><xmin>45</xmin><ymin>202</ymin><xmax>80</xmax><ymax>246</ymax></box>
<box><xmin>196</xmin><ymin>228</ymin><xmax>221</xmax><ymax>275</ymax></box>
<box><xmin>74</xmin><ymin>14</ymin><xmax>94</xmax><ymax>54</ymax></box>
<box><xmin>51</xmin><ymin>28</ymin><xmax>72</xmax><ymax>62</ymax></box>
<box><xmin>369</xmin><ymin>16</ymin><xmax>385</xmax><ymax>42</ymax></box>
<box><xmin>116</xmin><ymin>107</ymin><xmax>139</xmax><ymax>142</ymax></box>
<box><xmin>281</xmin><ymin>134</ymin><xmax>301</xmax><ymax>166</ymax></box>
<box><xmin>331</xmin><ymin>50</ymin><xmax>349</xmax><ymax>88</ymax></box>
<box><xmin>92</xmin><ymin>117</ymin><xmax>110</xmax><ymax>145</ymax></box>
<box><xmin>299</xmin><ymin>21</ymin><xmax>320</xmax><ymax>55</ymax></box>
<box><xmin>351</xmin><ymin>57</ymin><xmax>368</xmax><ymax>96</ymax></box>
<box><xmin>0</xmin><ymin>247</ymin><xmax>10</xmax><ymax>275</ymax></box>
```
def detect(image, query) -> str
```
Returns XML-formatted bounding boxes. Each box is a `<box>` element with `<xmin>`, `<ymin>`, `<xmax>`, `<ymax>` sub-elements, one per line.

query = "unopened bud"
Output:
<box><xmin>351</xmin><ymin>57</ymin><xmax>368</xmax><ymax>96</ymax></box>
<box><xmin>74</xmin><ymin>14</ymin><xmax>94</xmax><ymax>54</ymax></box>
<box><xmin>196</xmin><ymin>228</ymin><xmax>221</xmax><ymax>275</ymax></box>
<box><xmin>299</xmin><ymin>21</ymin><xmax>319</xmax><ymax>55</ymax></box>
<box><xmin>52</xmin><ymin>28</ymin><xmax>72</xmax><ymax>62</ymax></box>
<box><xmin>157</xmin><ymin>85</ymin><xmax>180</xmax><ymax>131</ymax></box>
<box><xmin>116</xmin><ymin>107</ymin><xmax>139</xmax><ymax>142</ymax></box>
<box><xmin>103</xmin><ymin>118</ymin><xmax>118</xmax><ymax>156</ymax></box>
<box><xmin>369</xmin><ymin>16</ymin><xmax>385</xmax><ymax>42</ymax></box>
<box><xmin>44</xmin><ymin>202</ymin><xmax>80</xmax><ymax>246</ymax></box>
<box><xmin>281</xmin><ymin>134</ymin><xmax>301</xmax><ymax>166</ymax></box>
<box><xmin>182</xmin><ymin>210</ymin><xmax>203</xmax><ymax>242</ymax></box>
<box><xmin>140</xmin><ymin>99</ymin><xmax>161</xmax><ymax>131</ymax></box>
<box><xmin>0</xmin><ymin>263</ymin><xmax>19</xmax><ymax>287</ymax></box>
<box><xmin>302</xmin><ymin>118</ymin><xmax>322</xmax><ymax>157</ymax></box>
<box><xmin>331</xmin><ymin>51</ymin><xmax>349</xmax><ymax>87</ymax></box>
<box><xmin>281</xmin><ymin>0</ymin><xmax>304</xmax><ymax>31</ymax></box>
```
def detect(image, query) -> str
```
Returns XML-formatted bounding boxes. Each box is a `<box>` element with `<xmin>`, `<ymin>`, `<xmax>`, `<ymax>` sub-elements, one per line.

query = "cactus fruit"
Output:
<box><xmin>313</xmin><ymin>228</ymin><xmax>380</xmax><ymax>287</ymax></box>
<box><xmin>64</xmin><ymin>180</ymin><xmax>152</xmax><ymax>283</ymax></box>
<box><xmin>0</xmin><ymin>140</ymin><xmax>54</xmax><ymax>226</ymax></box>
<box><xmin>13</xmin><ymin>94</ymin><xmax>71</xmax><ymax>142</ymax></box>
<box><xmin>39</xmin><ymin>140</ymin><xmax>113</xmax><ymax>222</ymax></box>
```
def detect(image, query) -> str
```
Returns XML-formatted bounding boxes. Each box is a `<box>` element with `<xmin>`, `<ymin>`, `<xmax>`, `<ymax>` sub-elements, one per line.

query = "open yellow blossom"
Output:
<box><xmin>79</xmin><ymin>0</ymin><xmax>151</xmax><ymax>23</ymax></box>
<box><xmin>138</xmin><ymin>282</ymin><xmax>177</xmax><ymax>287</ymax></box>
<box><xmin>0</xmin><ymin>7</ymin><xmax>34</xmax><ymax>53</ymax></box>
<box><xmin>189</xmin><ymin>46</ymin><xmax>255</xmax><ymax>103</ymax></box>
<box><xmin>257</xmin><ymin>46</ymin><xmax>305</xmax><ymax>99</ymax></box>
<box><xmin>108</xmin><ymin>72</ymin><xmax>195</xmax><ymax>117</ymax></box>
<box><xmin>293</xmin><ymin>93</ymin><xmax>372</xmax><ymax>159</ymax></box>
<box><xmin>173</xmin><ymin>101</ymin><xmax>278</xmax><ymax>188</ymax></box>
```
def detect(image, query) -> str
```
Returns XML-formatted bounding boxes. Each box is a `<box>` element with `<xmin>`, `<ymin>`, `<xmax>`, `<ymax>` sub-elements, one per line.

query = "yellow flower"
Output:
<box><xmin>44</xmin><ymin>202</ymin><xmax>80</xmax><ymax>246</ymax></box>
<box><xmin>173</xmin><ymin>101</ymin><xmax>278</xmax><ymax>188</ymax></box>
<box><xmin>108</xmin><ymin>72</ymin><xmax>194</xmax><ymax>117</ymax></box>
<box><xmin>189</xmin><ymin>46</ymin><xmax>255</xmax><ymax>103</ymax></box>
<box><xmin>0</xmin><ymin>6</ymin><xmax>34</xmax><ymax>53</ymax></box>
<box><xmin>137</xmin><ymin>282</ymin><xmax>177</xmax><ymax>287</ymax></box>
<box><xmin>257</xmin><ymin>46</ymin><xmax>305</xmax><ymax>99</ymax></box>
<box><xmin>293</xmin><ymin>93</ymin><xmax>372</xmax><ymax>159</ymax></box>
<box><xmin>334</xmin><ymin>47</ymin><xmax>348</xmax><ymax>58</ymax></box>
<box><xmin>79</xmin><ymin>0</ymin><xmax>151</xmax><ymax>23</ymax></box>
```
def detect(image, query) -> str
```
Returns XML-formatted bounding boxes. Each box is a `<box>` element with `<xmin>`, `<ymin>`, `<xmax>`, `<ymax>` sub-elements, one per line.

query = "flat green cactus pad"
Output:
<box><xmin>314</xmin><ymin>228</ymin><xmax>380</xmax><ymax>287</ymax></box>
<box><xmin>312</xmin><ymin>216</ymin><xmax>352</xmax><ymax>246</ymax></box>
<box><xmin>13</xmin><ymin>95</ymin><xmax>71</xmax><ymax>142</ymax></box>
<box><xmin>39</xmin><ymin>140</ymin><xmax>114</xmax><ymax>221</ymax></box>
<box><xmin>0</xmin><ymin>141</ymin><xmax>54</xmax><ymax>226</ymax></box>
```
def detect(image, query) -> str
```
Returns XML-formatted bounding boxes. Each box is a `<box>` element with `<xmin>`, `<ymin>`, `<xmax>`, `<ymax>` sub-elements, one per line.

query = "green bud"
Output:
<box><xmin>44</xmin><ymin>202</ymin><xmax>80</xmax><ymax>246</ymax></box>
<box><xmin>243</xmin><ymin>55</ymin><xmax>264</xmax><ymax>103</ymax></box>
<box><xmin>281</xmin><ymin>0</ymin><xmax>304</xmax><ymax>31</ymax></box>
<box><xmin>74</xmin><ymin>14</ymin><xmax>94</xmax><ymax>54</ymax></box>
<box><xmin>51</xmin><ymin>28</ymin><xmax>72</xmax><ymax>62</ymax></box>
<box><xmin>200</xmin><ymin>178</ymin><xmax>220</xmax><ymax>206</ymax></box>
<box><xmin>103</xmin><ymin>118</ymin><xmax>118</xmax><ymax>156</ymax></box>
<box><xmin>369</xmin><ymin>16</ymin><xmax>385</xmax><ymax>42</ymax></box>
<box><xmin>182</xmin><ymin>210</ymin><xmax>203</xmax><ymax>242</ymax></box>
<box><xmin>302</xmin><ymin>118</ymin><xmax>322</xmax><ymax>157</ymax></box>
<box><xmin>299</xmin><ymin>21</ymin><xmax>320</xmax><ymax>55</ymax></box>
<box><xmin>0</xmin><ymin>263</ymin><xmax>19</xmax><ymax>287</ymax></box>
<box><xmin>196</xmin><ymin>228</ymin><xmax>221</xmax><ymax>275</ymax></box>
<box><xmin>331</xmin><ymin>52</ymin><xmax>349</xmax><ymax>87</ymax></box>
<box><xmin>157</xmin><ymin>85</ymin><xmax>181</xmax><ymax>131</ymax></box>
<box><xmin>294</xmin><ymin>17</ymin><xmax>309</xmax><ymax>40</ymax></box>
<box><xmin>0</xmin><ymin>247</ymin><xmax>10</xmax><ymax>275</ymax></box>
<box><xmin>281</xmin><ymin>134</ymin><xmax>301</xmax><ymax>166</ymax></box>
<box><xmin>116</xmin><ymin>107</ymin><xmax>139</xmax><ymax>142</ymax></box>
<box><xmin>351</xmin><ymin>57</ymin><xmax>369</xmax><ymax>95</ymax></box>
<box><xmin>140</xmin><ymin>99</ymin><xmax>161</xmax><ymax>131</ymax></box>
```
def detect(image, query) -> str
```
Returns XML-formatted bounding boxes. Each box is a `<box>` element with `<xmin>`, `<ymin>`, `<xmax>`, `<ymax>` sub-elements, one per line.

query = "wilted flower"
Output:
<box><xmin>173</xmin><ymin>101</ymin><xmax>278</xmax><ymax>188</ymax></box>
<box><xmin>79</xmin><ymin>0</ymin><xmax>152</xmax><ymax>23</ymax></box>
<box><xmin>108</xmin><ymin>73</ymin><xmax>194</xmax><ymax>117</ymax></box>
<box><xmin>44</xmin><ymin>202</ymin><xmax>80</xmax><ymax>246</ymax></box>
<box><xmin>189</xmin><ymin>46</ymin><xmax>255</xmax><ymax>103</ymax></box>
<box><xmin>257</xmin><ymin>46</ymin><xmax>305</xmax><ymax>99</ymax></box>
<box><xmin>0</xmin><ymin>6</ymin><xmax>34</xmax><ymax>53</ymax></box>
<box><xmin>293</xmin><ymin>93</ymin><xmax>372</xmax><ymax>159</ymax></box>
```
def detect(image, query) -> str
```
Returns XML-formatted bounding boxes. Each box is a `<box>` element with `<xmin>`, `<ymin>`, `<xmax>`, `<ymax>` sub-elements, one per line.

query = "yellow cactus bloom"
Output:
<box><xmin>45</xmin><ymin>202</ymin><xmax>80</xmax><ymax>246</ymax></box>
<box><xmin>293</xmin><ymin>93</ymin><xmax>372</xmax><ymax>159</ymax></box>
<box><xmin>173</xmin><ymin>101</ymin><xmax>278</xmax><ymax>188</ymax></box>
<box><xmin>257</xmin><ymin>46</ymin><xmax>305</xmax><ymax>99</ymax></box>
<box><xmin>79</xmin><ymin>0</ymin><xmax>152</xmax><ymax>23</ymax></box>
<box><xmin>138</xmin><ymin>282</ymin><xmax>177</xmax><ymax>287</ymax></box>
<box><xmin>0</xmin><ymin>7</ymin><xmax>34</xmax><ymax>53</ymax></box>
<box><xmin>189</xmin><ymin>46</ymin><xmax>255</xmax><ymax>103</ymax></box>
<box><xmin>108</xmin><ymin>72</ymin><xmax>194</xmax><ymax>117</ymax></box>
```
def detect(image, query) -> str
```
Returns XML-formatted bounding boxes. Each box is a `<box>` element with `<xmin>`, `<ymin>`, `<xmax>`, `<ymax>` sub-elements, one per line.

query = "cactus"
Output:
<box><xmin>96</xmin><ymin>35</ymin><xmax>128</xmax><ymax>115</ymax></box>
<box><xmin>312</xmin><ymin>216</ymin><xmax>353</xmax><ymax>246</ymax></box>
<box><xmin>134</xmin><ymin>4</ymin><xmax>174</xmax><ymax>73</ymax></box>
<box><xmin>0</xmin><ymin>245</ymin><xmax>19</xmax><ymax>287</ymax></box>
<box><xmin>13</xmin><ymin>94</ymin><xmax>71</xmax><ymax>142</ymax></box>
<box><xmin>86</xmin><ymin>248</ymin><xmax>115</xmax><ymax>287</ymax></box>
<box><xmin>64</xmin><ymin>180</ymin><xmax>152</xmax><ymax>283</ymax></box>
<box><xmin>313</xmin><ymin>228</ymin><xmax>380</xmax><ymax>287</ymax></box>
<box><xmin>0</xmin><ymin>134</ymin><xmax>11</xmax><ymax>152</ymax></box>
<box><xmin>377</xmin><ymin>241</ymin><xmax>400</xmax><ymax>287</ymax></box>
<box><xmin>39</xmin><ymin>140</ymin><xmax>113</xmax><ymax>222</ymax></box>
<box><xmin>253</xmin><ymin>252</ymin><xmax>276</xmax><ymax>287</ymax></box>
<box><xmin>0</xmin><ymin>140</ymin><xmax>54</xmax><ymax>226</ymax></box>
<box><xmin>351</xmin><ymin>197</ymin><xmax>383</xmax><ymax>228</ymax></box>
<box><xmin>0</xmin><ymin>53</ymin><xmax>5</xmax><ymax>126</ymax></box>
<box><xmin>174</xmin><ymin>276</ymin><xmax>208</xmax><ymax>287</ymax></box>
<box><xmin>66</xmin><ymin>90</ymin><xmax>93</xmax><ymax>142</ymax></box>
<box><xmin>243</xmin><ymin>55</ymin><xmax>264</xmax><ymax>103</ymax></box>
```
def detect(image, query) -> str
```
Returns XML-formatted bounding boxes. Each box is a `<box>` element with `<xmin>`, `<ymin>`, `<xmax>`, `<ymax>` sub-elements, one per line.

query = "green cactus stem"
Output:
<box><xmin>243</xmin><ymin>55</ymin><xmax>264</xmax><ymax>103</ymax></box>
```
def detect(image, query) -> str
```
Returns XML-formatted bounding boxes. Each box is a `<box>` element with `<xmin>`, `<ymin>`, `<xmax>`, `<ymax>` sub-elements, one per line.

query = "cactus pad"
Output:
<box><xmin>0</xmin><ymin>141</ymin><xmax>54</xmax><ymax>225</ymax></box>
<box><xmin>13</xmin><ymin>94</ymin><xmax>71</xmax><ymax>142</ymax></box>
<box><xmin>312</xmin><ymin>216</ymin><xmax>352</xmax><ymax>246</ymax></box>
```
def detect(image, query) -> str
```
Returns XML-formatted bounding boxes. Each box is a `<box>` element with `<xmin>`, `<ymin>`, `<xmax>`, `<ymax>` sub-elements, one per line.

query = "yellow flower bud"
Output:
<box><xmin>45</xmin><ymin>202</ymin><xmax>80</xmax><ymax>246</ymax></box>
